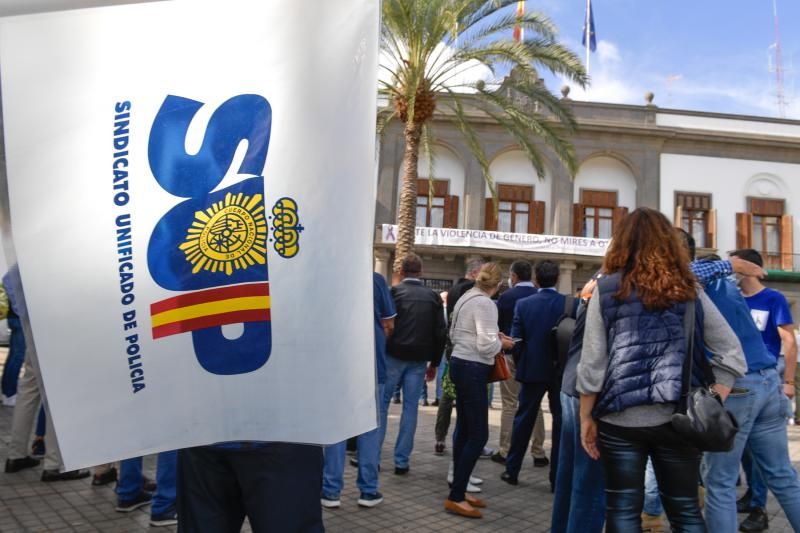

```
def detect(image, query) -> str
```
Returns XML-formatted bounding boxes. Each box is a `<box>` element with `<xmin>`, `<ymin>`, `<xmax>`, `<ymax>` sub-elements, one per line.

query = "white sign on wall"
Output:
<box><xmin>380</xmin><ymin>225</ymin><xmax>610</xmax><ymax>257</ymax></box>
<box><xmin>0</xmin><ymin>0</ymin><xmax>379</xmax><ymax>469</ymax></box>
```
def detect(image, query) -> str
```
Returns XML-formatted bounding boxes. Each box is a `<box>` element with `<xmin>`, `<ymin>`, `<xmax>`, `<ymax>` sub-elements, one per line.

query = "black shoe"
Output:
<box><xmin>739</xmin><ymin>508</ymin><xmax>768</xmax><ymax>532</ymax></box>
<box><xmin>5</xmin><ymin>456</ymin><xmax>40</xmax><ymax>473</ymax></box>
<box><xmin>490</xmin><ymin>452</ymin><xmax>506</xmax><ymax>465</ymax></box>
<box><xmin>116</xmin><ymin>491</ymin><xmax>153</xmax><ymax>512</ymax></box>
<box><xmin>350</xmin><ymin>458</ymin><xmax>359</xmax><ymax>467</ymax></box>
<box><xmin>431</xmin><ymin>399</ymin><xmax>440</xmax><ymax>407</ymax></box>
<box><xmin>737</xmin><ymin>488</ymin><xmax>753</xmax><ymax>513</ymax></box>
<box><xmin>392</xmin><ymin>397</ymin><xmax>401</xmax><ymax>404</ymax></box>
<box><xmin>500</xmin><ymin>472</ymin><xmax>518</xmax><ymax>486</ymax></box>
<box><xmin>533</xmin><ymin>457</ymin><xmax>550</xmax><ymax>468</ymax></box>
<box><xmin>421</xmin><ymin>400</ymin><xmax>429</xmax><ymax>406</ymax></box>
<box><xmin>41</xmin><ymin>469</ymin><xmax>91</xmax><ymax>482</ymax></box>
<box><xmin>394</xmin><ymin>466</ymin><xmax>409</xmax><ymax>475</ymax></box>
<box><xmin>92</xmin><ymin>467</ymin><xmax>118</xmax><ymax>486</ymax></box>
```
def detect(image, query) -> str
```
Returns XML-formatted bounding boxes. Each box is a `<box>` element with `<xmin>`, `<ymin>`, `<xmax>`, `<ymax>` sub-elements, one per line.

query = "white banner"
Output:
<box><xmin>0</xmin><ymin>0</ymin><xmax>380</xmax><ymax>469</ymax></box>
<box><xmin>380</xmin><ymin>224</ymin><xmax>610</xmax><ymax>257</ymax></box>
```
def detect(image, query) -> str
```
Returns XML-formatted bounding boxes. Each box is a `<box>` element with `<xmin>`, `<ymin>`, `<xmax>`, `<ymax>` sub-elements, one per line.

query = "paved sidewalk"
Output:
<box><xmin>0</xmin><ymin>377</ymin><xmax>798</xmax><ymax>531</ymax></box>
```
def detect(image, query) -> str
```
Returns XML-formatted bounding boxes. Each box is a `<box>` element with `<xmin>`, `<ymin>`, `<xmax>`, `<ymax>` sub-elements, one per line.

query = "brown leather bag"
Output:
<box><xmin>487</xmin><ymin>353</ymin><xmax>511</xmax><ymax>383</ymax></box>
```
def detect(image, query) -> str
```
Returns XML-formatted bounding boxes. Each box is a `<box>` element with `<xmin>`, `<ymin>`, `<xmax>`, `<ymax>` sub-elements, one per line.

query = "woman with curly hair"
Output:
<box><xmin>577</xmin><ymin>208</ymin><xmax>745</xmax><ymax>532</ymax></box>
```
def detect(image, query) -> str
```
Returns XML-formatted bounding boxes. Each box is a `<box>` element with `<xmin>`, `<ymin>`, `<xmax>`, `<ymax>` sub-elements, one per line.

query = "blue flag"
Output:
<box><xmin>582</xmin><ymin>1</ymin><xmax>596</xmax><ymax>52</ymax></box>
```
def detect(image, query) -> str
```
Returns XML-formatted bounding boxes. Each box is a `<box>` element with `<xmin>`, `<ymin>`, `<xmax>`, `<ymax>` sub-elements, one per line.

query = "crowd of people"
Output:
<box><xmin>2</xmin><ymin>206</ymin><xmax>800</xmax><ymax>532</ymax></box>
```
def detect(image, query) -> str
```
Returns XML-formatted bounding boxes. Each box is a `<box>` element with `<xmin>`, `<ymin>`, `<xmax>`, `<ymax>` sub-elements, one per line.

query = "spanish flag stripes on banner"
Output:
<box><xmin>150</xmin><ymin>283</ymin><xmax>270</xmax><ymax>340</ymax></box>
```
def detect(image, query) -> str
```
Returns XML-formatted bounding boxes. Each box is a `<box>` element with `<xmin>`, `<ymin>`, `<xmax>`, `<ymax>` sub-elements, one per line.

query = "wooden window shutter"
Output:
<box><xmin>674</xmin><ymin>205</ymin><xmax>683</xmax><ymax>228</ymax></box>
<box><xmin>707</xmin><ymin>208</ymin><xmax>717</xmax><ymax>250</ymax></box>
<box><xmin>781</xmin><ymin>215</ymin><xmax>794</xmax><ymax>271</ymax></box>
<box><xmin>444</xmin><ymin>195</ymin><xmax>459</xmax><ymax>229</ymax></box>
<box><xmin>573</xmin><ymin>204</ymin><xmax>585</xmax><ymax>236</ymax></box>
<box><xmin>735</xmin><ymin>212</ymin><xmax>753</xmax><ymax>249</ymax></box>
<box><xmin>416</xmin><ymin>179</ymin><xmax>429</xmax><ymax>197</ymax></box>
<box><xmin>612</xmin><ymin>207</ymin><xmax>629</xmax><ymax>230</ymax></box>
<box><xmin>485</xmin><ymin>198</ymin><xmax>497</xmax><ymax>231</ymax></box>
<box><xmin>528</xmin><ymin>201</ymin><xmax>545</xmax><ymax>234</ymax></box>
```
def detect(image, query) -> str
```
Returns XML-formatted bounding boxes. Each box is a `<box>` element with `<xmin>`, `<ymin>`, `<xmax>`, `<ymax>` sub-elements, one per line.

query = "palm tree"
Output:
<box><xmin>380</xmin><ymin>0</ymin><xmax>588</xmax><ymax>274</ymax></box>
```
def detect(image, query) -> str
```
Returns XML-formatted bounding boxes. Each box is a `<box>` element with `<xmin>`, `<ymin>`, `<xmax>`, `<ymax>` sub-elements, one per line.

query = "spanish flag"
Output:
<box><xmin>151</xmin><ymin>282</ymin><xmax>270</xmax><ymax>340</ymax></box>
<box><xmin>513</xmin><ymin>0</ymin><xmax>525</xmax><ymax>42</ymax></box>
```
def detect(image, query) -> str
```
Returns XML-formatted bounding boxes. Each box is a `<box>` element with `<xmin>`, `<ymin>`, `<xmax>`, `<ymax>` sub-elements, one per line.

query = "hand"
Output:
<box><xmin>711</xmin><ymin>383</ymin><xmax>731</xmax><ymax>402</ymax></box>
<box><xmin>580</xmin><ymin>417</ymin><xmax>600</xmax><ymax>460</ymax></box>
<box><xmin>425</xmin><ymin>365</ymin><xmax>437</xmax><ymax>382</ymax></box>
<box><xmin>499</xmin><ymin>333</ymin><xmax>515</xmax><ymax>351</ymax></box>
<box><xmin>784</xmin><ymin>383</ymin><xmax>795</xmax><ymax>399</ymax></box>
<box><xmin>731</xmin><ymin>256</ymin><xmax>767</xmax><ymax>279</ymax></box>
<box><xmin>581</xmin><ymin>279</ymin><xmax>598</xmax><ymax>300</ymax></box>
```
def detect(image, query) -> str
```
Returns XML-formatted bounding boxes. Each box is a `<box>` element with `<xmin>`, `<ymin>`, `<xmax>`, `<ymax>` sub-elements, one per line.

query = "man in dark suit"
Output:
<box><xmin>501</xmin><ymin>260</ymin><xmax>573</xmax><ymax>490</ymax></box>
<box><xmin>381</xmin><ymin>253</ymin><xmax>446</xmax><ymax>475</ymax></box>
<box><xmin>493</xmin><ymin>260</ymin><xmax>546</xmax><ymax>466</ymax></box>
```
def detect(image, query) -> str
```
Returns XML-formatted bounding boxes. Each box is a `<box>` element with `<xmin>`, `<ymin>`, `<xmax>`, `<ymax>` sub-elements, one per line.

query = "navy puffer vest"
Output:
<box><xmin>593</xmin><ymin>273</ymin><xmax>706</xmax><ymax>419</ymax></box>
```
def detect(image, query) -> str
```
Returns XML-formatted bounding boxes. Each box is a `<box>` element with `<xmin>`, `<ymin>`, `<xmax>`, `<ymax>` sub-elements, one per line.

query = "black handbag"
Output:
<box><xmin>670</xmin><ymin>300</ymin><xmax>739</xmax><ymax>452</ymax></box>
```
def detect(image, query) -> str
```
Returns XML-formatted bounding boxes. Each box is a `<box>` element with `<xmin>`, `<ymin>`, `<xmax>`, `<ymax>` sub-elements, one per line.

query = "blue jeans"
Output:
<box><xmin>448</xmin><ymin>357</ymin><xmax>491</xmax><ymax>502</ymax></box>
<box><xmin>644</xmin><ymin>458</ymin><xmax>664</xmax><ymax>516</ymax></box>
<box><xmin>323</xmin><ymin>384</ymin><xmax>384</xmax><ymax>497</ymax></box>
<box><xmin>380</xmin><ymin>356</ymin><xmax>427</xmax><ymax>468</ymax></box>
<box><xmin>702</xmin><ymin>367</ymin><xmax>800</xmax><ymax>531</ymax></box>
<box><xmin>118</xmin><ymin>451</ymin><xmax>177</xmax><ymax>516</ymax></box>
<box><xmin>435</xmin><ymin>362</ymin><xmax>445</xmax><ymax>400</ymax></box>
<box><xmin>551</xmin><ymin>393</ymin><xmax>605</xmax><ymax>533</ymax></box>
<box><xmin>1</xmin><ymin>316</ymin><xmax>25</xmax><ymax>397</ymax></box>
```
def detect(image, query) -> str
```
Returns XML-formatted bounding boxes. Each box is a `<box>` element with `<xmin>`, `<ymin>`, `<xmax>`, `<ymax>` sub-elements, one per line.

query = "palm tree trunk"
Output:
<box><xmin>393</xmin><ymin>121</ymin><xmax>422</xmax><ymax>276</ymax></box>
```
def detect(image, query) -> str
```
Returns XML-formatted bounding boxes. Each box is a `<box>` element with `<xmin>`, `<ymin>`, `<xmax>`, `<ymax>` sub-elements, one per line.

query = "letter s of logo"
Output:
<box><xmin>147</xmin><ymin>94</ymin><xmax>273</xmax><ymax>376</ymax></box>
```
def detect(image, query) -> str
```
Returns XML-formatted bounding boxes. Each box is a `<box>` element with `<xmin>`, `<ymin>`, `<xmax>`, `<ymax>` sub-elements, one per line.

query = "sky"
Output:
<box><xmin>525</xmin><ymin>0</ymin><xmax>800</xmax><ymax>120</ymax></box>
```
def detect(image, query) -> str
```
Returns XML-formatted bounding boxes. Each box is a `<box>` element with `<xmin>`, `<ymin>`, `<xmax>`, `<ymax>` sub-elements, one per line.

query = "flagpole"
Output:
<box><xmin>585</xmin><ymin>0</ymin><xmax>591</xmax><ymax>79</ymax></box>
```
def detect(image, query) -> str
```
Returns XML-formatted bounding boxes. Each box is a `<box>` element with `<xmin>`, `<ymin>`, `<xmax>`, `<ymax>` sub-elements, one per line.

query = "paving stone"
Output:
<box><xmin>0</xmin><ymin>351</ymin><xmax>798</xmax><ymax>531</ymax></box>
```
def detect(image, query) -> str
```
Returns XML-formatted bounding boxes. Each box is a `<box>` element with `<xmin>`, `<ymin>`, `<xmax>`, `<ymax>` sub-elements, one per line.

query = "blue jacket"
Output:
<box><xmin>510</xmin><ymin>288</ymin><xmax>567</xmax><ymax>384</ymax></box>
<box><xmin>496</xmin><ymin>284</ymin><xmax>537</xmax><ymax>335</ymax></box>
<box><xmin>594</xmin><ymin>273</ymin><xmax>706</xmax><ymax>419</ymax></box>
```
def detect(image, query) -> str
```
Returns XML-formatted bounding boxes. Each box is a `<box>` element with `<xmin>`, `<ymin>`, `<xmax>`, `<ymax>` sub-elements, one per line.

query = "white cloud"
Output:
<box><xmin>560</xmin><ymin>39</ymin><xmax>645</xmax><ymax>105</ymax></box>
<box><xmin>379</xmin><ymin>43</ymin><xmax>493</xmax><ymax>94</ymax></box>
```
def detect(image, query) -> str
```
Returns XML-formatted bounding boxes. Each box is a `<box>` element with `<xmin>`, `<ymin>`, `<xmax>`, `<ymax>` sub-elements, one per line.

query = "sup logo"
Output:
<box><xmin>147</xmin><ymin>94</ymin><xmax>273</xmax><ymax>375</ymax></box>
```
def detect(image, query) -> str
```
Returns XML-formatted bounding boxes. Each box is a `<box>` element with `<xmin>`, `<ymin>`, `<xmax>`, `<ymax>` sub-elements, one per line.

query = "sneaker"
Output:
<box><xmin>434</xmin><ymin>441</ymin><xmax>445</xmax><ymax>455</ymax></box>
<box><xmin>320</xmin><ymin>495</ymin><xmax>341</xmax><ymax>509</ymax></box>
<box><xmin>2</xmin><ymin>394</ymin><xmax>16</xmax><ymax>407</ymax></box>
<box><xmin>30</xmin><ymin>439</ymin><xmax>45</xmax><ymax>459</ymax></box>
<box><xmin>446</xmin><ymin>472</ymin><xmax>483</xmax><ymax>485</ymax></box>
<box><xmin>116</xmin><ymin>491</ymin><xmax>153</xmax><ymax>512</ymax></box>
<box><xmin>92</xmin><ymin>467</ymin><xmax>118</xmax><ymax>487</ymax></box>
<box><xmin>357</xmin><ymin>491</ymin><xmax>384</xmax><ymax>508</ymax></box>
<box><xmin>479</xmin><ymin>447</ymin><xmax>493</xmax><ymax>459</ymax></box>
<box><xmin>739</xmin><ymin>507</ymin><xmax>768</xmax><ymax>532</ymax></box>
<box><xmin>394</xmin><ymin>466</ymin><xmax>409</xmax><ymax>475</ymax></box>
<box><xmin>41</xmin><ymin>469</ymin><xmax>91</xmax><ymax>482</ymax></box>
<box><xmin>5</xmin><ymin>456</ymin><xmax>40</xmax><ymax>473</ymax></box>
<box><xmin>149</xmin><ymin>508</ymin><xmax>178</xmax><ymax>527</ymax></box>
